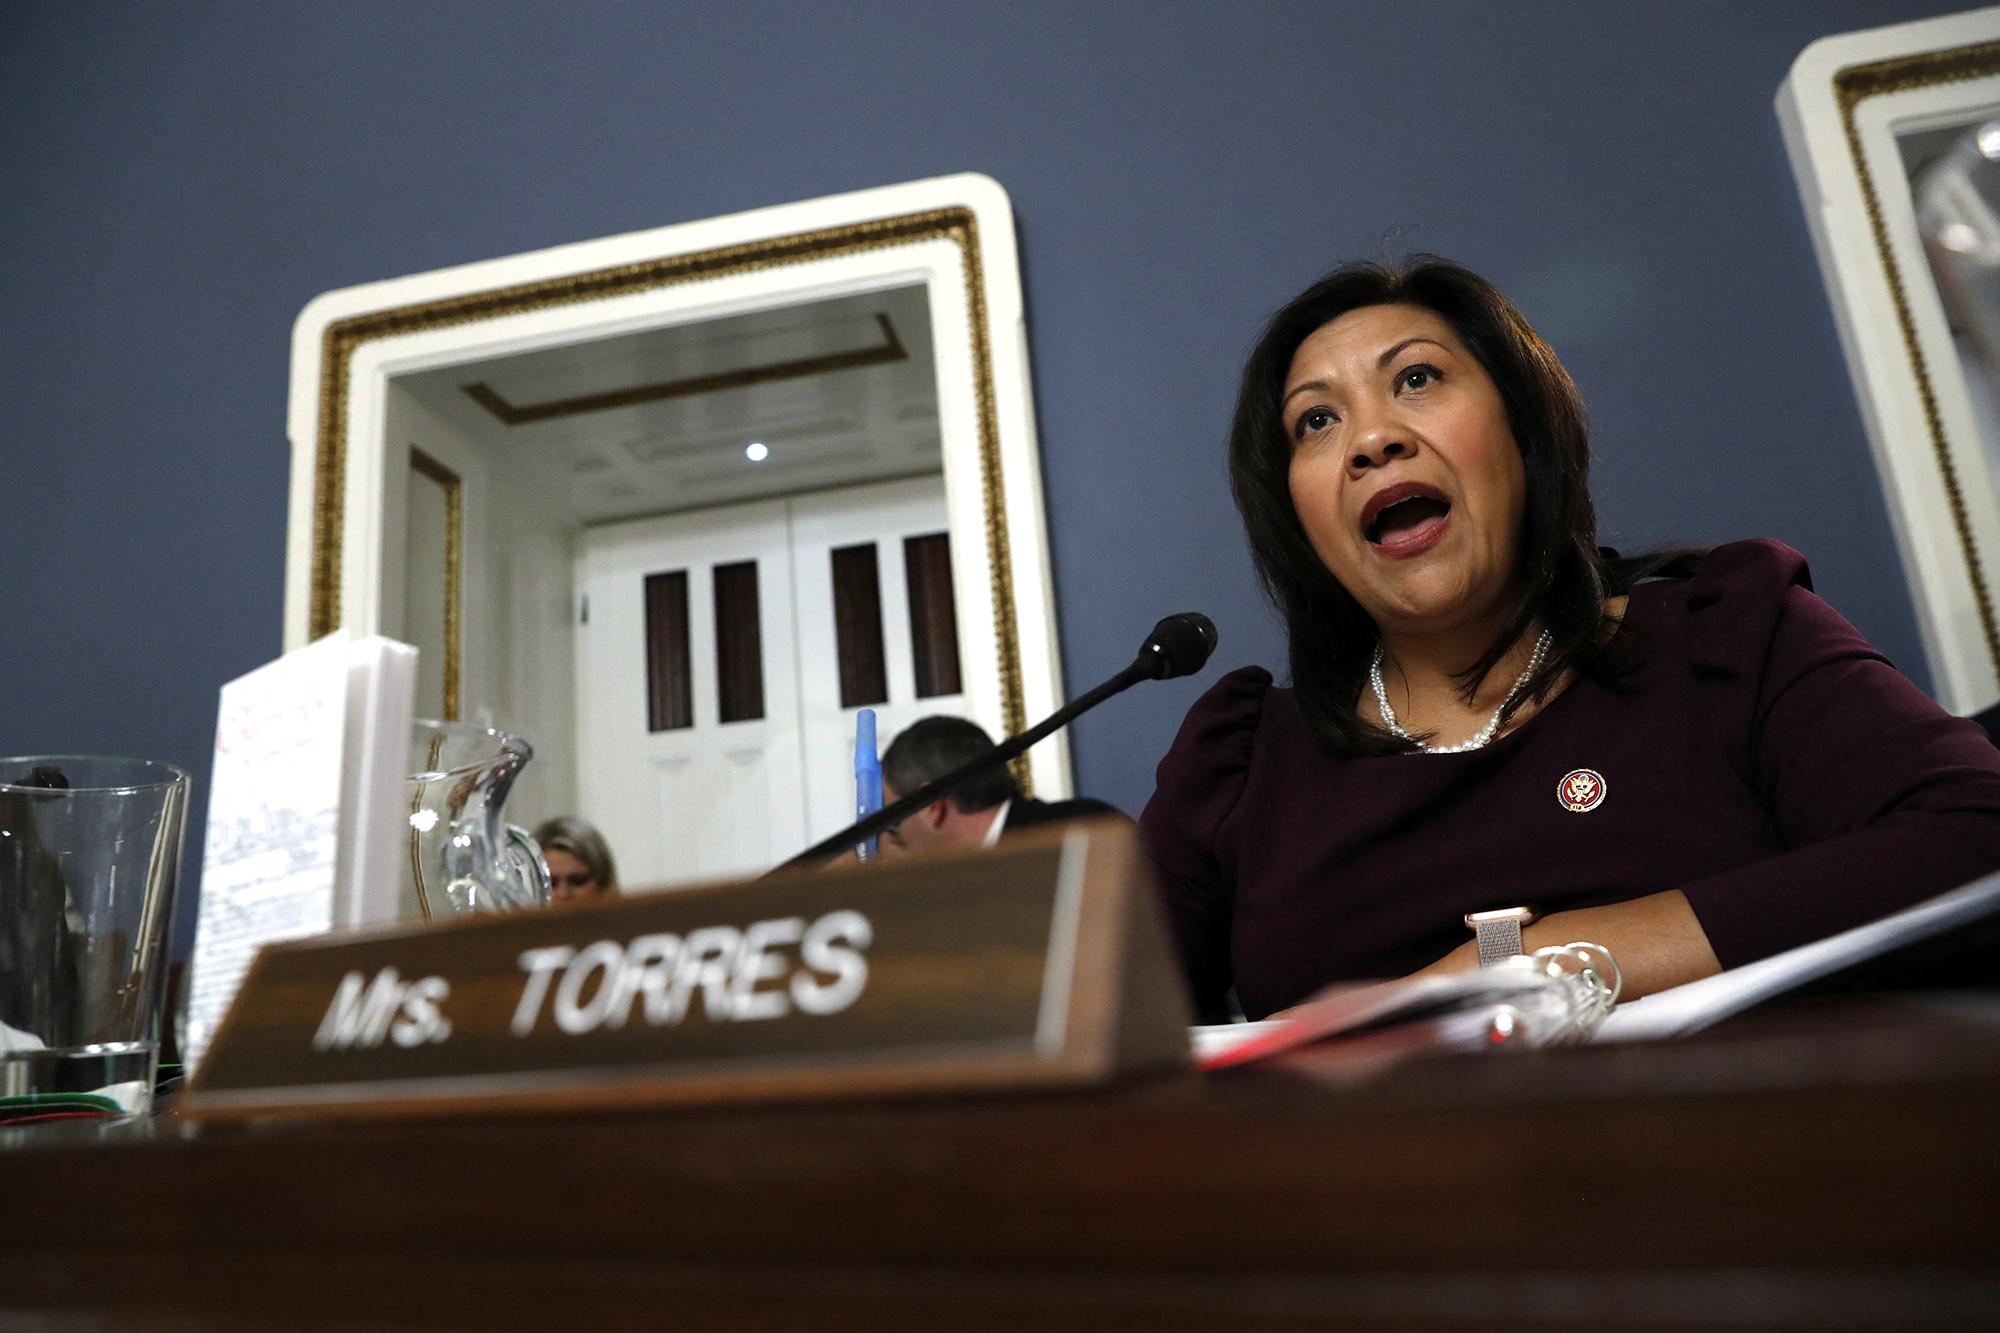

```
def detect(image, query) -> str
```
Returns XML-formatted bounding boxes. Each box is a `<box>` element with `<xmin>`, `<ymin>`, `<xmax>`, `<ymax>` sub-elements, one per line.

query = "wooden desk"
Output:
<box><xmin>4</xmin><ymin>996</ymin><xmax>1997</xmax><ymax>1330</ymax></box>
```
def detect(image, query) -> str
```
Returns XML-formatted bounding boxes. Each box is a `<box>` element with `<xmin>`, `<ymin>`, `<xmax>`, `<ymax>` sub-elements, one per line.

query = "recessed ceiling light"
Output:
<box><xmin>744</xmin><ymin>441</ymin><xmax>769</xmax><ymax>462</ymax></box>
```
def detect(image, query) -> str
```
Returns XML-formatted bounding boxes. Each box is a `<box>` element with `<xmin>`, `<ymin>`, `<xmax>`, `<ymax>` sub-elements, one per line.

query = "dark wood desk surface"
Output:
<box><xmin>4</xmin><ymin>996</ymin><xmax>1998</xmax><ymax>1331</ymax></box>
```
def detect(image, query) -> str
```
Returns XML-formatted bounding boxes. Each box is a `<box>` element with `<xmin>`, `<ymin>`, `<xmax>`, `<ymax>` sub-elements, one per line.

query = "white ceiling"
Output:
<box><xmin>391</xmin><ymin>281</ymin><xmax>942</xmax><ymax>525</ymax></box>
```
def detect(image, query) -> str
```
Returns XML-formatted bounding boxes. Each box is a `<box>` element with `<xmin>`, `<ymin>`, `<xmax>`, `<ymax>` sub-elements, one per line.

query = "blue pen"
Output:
<box><xmin>853</xmin><ymin>709</ymin><xmax>883</xmax><ymax>862</ymax></box>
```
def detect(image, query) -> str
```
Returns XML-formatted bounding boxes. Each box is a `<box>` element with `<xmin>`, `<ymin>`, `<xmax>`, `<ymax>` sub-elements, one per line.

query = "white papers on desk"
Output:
<box><xmin>335</xmin><ymin>638</ymin><xmax>418</xmax><ymax>930</ymax></box>
<box><xmin>1190</xmin><ymin>1021</ymin><xmax>1288</xmax><ymax>1064</ymax></box>
<box><xmin>1191</xmin><ymin>962</ymin><xmax>1602</xmax><ymax>1070</ymax></box>
<box><xmin>1596</xmin><ymin>868</ymin><xmax>2000</xmax><ymax>1043</ymax></box>
<box><xmin>183</xmin><ymin>632</ymin><xmax>416</xmax><ymax>1071</ymax></box>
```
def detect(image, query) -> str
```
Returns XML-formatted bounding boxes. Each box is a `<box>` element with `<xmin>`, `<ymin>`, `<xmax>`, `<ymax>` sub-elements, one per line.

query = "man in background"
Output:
<box><xmin>877</xmin><ymin>716</ymin><xmax>1126</xmax><ymax>859</ymax></box>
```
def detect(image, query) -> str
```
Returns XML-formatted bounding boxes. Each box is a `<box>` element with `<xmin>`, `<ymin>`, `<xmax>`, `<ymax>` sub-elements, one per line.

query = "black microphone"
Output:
<box><xmin>770</xmin><ymin>613</ymin><xmax>1218</xmax><ymax>873</ymax></box>
<box><xmin>1132</xmin><ymin>612</ymin><xmax>1220</xmax><ymax>680</ymax></box>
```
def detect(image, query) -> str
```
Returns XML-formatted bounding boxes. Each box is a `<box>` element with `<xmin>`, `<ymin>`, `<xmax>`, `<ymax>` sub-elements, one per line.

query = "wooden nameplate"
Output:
<box><xmin>179</xmin><ymin>819</ymin><xmax>1192</xmax><ymax>1122</ymax></box>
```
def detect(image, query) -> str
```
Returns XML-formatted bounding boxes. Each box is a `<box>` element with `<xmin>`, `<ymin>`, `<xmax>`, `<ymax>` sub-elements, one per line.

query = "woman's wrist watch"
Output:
<box><xmin>1463</xmin><ymin>907</ymin><xmax>1538</xmax><ymax>966</ymax></box>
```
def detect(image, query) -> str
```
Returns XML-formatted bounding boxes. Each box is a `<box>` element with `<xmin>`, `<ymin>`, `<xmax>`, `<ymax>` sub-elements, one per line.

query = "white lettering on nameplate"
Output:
<box><xmin>312</xmin><ymin>968</ymin><xmax>453</xmax><ymax>1050</ymax></box>
<box><xmin>510</xmin><ymin>910</ymin><xmax>873</xmax><ymax>1037</ymax></box>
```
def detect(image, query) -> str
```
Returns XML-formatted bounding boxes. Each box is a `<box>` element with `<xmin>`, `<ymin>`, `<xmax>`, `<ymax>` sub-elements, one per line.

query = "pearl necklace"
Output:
<box><xmin>1370</xmin><ymin>629</ymin><xmax>1552</xmax><ymax>754</ymax></box>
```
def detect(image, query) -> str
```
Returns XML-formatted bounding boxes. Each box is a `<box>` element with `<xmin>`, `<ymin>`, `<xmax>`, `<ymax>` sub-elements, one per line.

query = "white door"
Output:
<box><xmin>577</xmin><ymin>497</ymin><xmax>807</xmax><ymax>889</ymax></box>
<box><xmin>789</xmin><ymin>477</ymin><xmax>964</xmax><ymax>848</ymax></box>
<box><xmin>576</xmin><ymin>476</ymin><xmax>963</xmax><ymax>888</ymax></box>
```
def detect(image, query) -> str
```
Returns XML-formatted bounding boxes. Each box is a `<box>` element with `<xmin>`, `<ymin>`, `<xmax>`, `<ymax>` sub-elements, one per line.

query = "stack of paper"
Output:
<box><xmin>1596</xmin><ymin>869</ymin><xmax>2000</xmax><ymax>1042</ymax></box>
<box><xmin>183</xmin><ymin>632</ymin><xmax>416</xmax><ymax>1071</ymax></box>
<box><xmin>1190</xmin><ymin>871</ymin><xmax>2000</xmax><ymax>1068</ymax></box>
<box><xmin>1193</xmin><ymin>961</ymin><xmax>1606</xmax><ymax>1071</ymax></box>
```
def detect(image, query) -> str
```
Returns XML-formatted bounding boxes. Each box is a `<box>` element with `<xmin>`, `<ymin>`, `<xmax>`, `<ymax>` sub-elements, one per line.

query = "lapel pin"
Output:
<box><xmin>1557</xmin><ymin>768</ymin><xmax>1607</xmax><ymax>813</ymax></box>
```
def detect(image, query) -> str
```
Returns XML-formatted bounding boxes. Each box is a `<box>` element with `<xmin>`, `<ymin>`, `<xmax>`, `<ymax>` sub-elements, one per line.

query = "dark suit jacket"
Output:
<box><xmin>997</xmin><ymin>795</ymin><xmax>1128</xmax><ymax>838</ymax></box>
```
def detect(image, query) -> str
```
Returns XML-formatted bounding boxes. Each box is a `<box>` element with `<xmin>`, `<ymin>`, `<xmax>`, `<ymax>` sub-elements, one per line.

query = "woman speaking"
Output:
<box><xmin>1140</xmin><ymin>259</ymin><xmax>2000</xmax><ymax>1019</ymax></box>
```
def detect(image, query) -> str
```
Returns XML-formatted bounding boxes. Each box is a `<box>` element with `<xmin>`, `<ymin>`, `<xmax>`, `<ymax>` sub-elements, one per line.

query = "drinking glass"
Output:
<box><xmin>0</xmin><ymin>756</ymin><xmax>190</xmax><ymax>1119</ymax></box>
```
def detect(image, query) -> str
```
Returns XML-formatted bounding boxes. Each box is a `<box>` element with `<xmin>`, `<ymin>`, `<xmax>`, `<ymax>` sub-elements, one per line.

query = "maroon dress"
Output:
<box><xmin>1139</xmin><ymin>540</ymin><xmax>2000</xmax><ymax>1019</ymax></box>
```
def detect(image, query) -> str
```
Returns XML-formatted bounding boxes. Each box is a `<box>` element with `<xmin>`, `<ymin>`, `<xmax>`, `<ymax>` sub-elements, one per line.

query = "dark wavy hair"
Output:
<box><xmin>1228</xmin><ymin>256</ymin><xmax>1652</xmax><ymax>756</ymax></box>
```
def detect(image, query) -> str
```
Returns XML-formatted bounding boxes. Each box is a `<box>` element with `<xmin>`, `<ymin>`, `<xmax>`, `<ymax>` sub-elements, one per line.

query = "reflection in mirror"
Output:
<box><xmin>388</xmin><ymin>285</ymin><xmax>956</xmax><ymax>888</ymax></box>
<box><xmin>287</xmin><ymin>177</ymin><xmax>1069</xmax><ymax>898</ymax></box>
<box><xmin>1915</xmin><ymin>116</ymin><xmax>2000</xmax><ymax>500</ymax></box>
<box><xmin>1779</xmin><ymin>14</ymin><xmax>2000</xmax><ymax>715</ymax></box>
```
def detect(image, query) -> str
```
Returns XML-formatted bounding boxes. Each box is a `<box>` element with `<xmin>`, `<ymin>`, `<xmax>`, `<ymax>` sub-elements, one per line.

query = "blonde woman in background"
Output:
<box><xmin>533</xmin><ymin>816</ymin><xmax>619</xmax><ymax>904</ymax></box>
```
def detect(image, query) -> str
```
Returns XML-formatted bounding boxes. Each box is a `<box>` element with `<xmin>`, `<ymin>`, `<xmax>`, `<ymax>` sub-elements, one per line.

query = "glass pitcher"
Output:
<box><xmin>404</xmin><ymin>721</ymin><xmax>550</xmax><ymax>918</ymax></box>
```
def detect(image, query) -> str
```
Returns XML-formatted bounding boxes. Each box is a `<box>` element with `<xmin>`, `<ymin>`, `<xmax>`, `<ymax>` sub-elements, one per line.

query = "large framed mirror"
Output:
<box><xmin>285</xmin><ymin>175</ymin><xmax>1071</xmax><ymax>890</ymax></box>
<box><xmin>1779</xmin><ymin>7</ymin><xmax>2000</xmax><ymax>716</ymax></box>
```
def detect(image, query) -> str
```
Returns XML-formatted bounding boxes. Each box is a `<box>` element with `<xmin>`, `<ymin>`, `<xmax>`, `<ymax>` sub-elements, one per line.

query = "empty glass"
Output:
<box><xmin>0</xmin><ymin>756</ymin><xmax>190</xmax><ymax>1119</ymax></box>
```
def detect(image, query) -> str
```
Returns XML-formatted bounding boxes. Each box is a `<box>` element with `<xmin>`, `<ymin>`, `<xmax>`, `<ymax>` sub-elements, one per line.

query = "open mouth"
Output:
<box><xmin>1361</xmin><ymin>483</ymin><xmax>1452</xmax><ymax>549</ymax></box>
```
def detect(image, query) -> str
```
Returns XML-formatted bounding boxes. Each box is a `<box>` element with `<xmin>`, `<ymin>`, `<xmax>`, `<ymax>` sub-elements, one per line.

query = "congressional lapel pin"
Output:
<box><xmin>1557</xmin><ymin>768</ymin><xmax>1607</xmax><ymax>813</ymax></box>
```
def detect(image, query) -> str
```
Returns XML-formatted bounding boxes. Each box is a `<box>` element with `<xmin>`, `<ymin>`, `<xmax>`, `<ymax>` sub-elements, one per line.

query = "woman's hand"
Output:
<box><xmin>1410</xmin><ymin>889</ymin><xmax>1722</xmax><ymax>1000</ymax></box>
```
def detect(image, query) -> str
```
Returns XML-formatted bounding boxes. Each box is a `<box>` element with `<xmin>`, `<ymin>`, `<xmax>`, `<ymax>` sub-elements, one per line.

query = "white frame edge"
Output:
<box><xmin>285</xmin><ymin>173</ymin><xmax>1074</xmax><ymax>798</ymax></box>
<box><xmin>1776</xmin><ymin>7</ymin><xmax>2000</xmax><ymax>714</ymax></box>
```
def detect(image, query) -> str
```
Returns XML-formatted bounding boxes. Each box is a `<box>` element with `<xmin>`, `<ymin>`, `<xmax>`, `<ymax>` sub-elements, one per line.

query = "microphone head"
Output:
<box><xmin>1135</xmin><ymin>612</ymin><xmax>1218</xmax><ymax>680</ymax></box>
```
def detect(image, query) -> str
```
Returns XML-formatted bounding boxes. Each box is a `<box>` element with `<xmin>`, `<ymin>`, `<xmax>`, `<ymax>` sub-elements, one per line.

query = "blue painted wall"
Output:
<box><xmin>0</xmin><ymin>1</ymin><xmax>1972</xmax><ymax>948</ymax></box>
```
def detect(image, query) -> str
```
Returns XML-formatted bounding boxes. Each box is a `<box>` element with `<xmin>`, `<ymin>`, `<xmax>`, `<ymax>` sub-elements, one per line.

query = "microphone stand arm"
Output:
<box><xmin>769</xmin><ymin>659</ymin><xmax>1152</xmax><ymax>874</ymax></box>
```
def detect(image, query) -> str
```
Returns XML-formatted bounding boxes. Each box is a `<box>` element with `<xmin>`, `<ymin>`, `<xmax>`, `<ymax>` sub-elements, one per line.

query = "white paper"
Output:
<box><xmin>337</xmin><ymin>638</ymin><xmax>418</xmax><ymax>929</ymax></box>
<box><xmin>1189</xmin><ymin>1020</ymin><xmax>1288</xmax><ymax>1063</ymax></box>
<box><xmin>1596</xmin><ymin>868</ymin><xmax>2000</xmax><ymax>1043</ymax></box>
<box><xmin>1187</xmin><ymin>964</ymin><xmax>1591</xmax><ymax>1069</ymax></box>
<box><xmin>184</xmin><ymin>632</ymin><xmax>353</xmax><ymax>1071</ymax></box>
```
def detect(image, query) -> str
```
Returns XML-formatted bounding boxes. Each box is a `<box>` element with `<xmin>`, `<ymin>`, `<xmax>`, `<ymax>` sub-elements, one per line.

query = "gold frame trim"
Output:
<box><xmin>1834</xmin><ymin>39</ymin><xmax>2000</xmax><ymax>679</ymax></box>
<box><xmin>309</xmin><ymin>206</ymin><xmax>1028</xmax><ymax>747</ymax></box>
<box><xmin>407</xmin><ymin>447</ymin><xmax>463</xmax><ymax>722</ymax></box>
